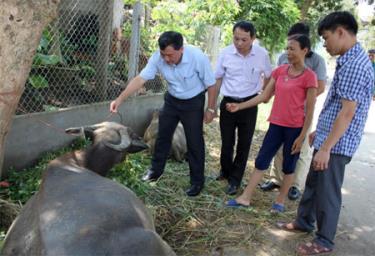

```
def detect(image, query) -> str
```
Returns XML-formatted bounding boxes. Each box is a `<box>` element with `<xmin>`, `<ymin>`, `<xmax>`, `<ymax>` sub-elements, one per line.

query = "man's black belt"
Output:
<box><xmin>223</xmin><ymin>94</ymin><xmax>258</xmax><ymax>103</ymax></box>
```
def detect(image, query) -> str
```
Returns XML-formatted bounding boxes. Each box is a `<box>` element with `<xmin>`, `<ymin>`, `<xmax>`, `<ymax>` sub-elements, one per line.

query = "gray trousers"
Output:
<box><xmin>295</xmin><ymin>151</ymin><xmax>351</xmax><ymax>249</ymax></box>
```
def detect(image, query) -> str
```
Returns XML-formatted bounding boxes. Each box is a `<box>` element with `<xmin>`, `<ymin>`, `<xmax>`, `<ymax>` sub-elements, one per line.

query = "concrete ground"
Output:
<box><xmin>263</xmin><ymin>83</ymin><xmax>375</xmax><ymax>256</ymax></box>
<box><xmin>334</xmin><ymin>100</ymin><xmax>375</xmax><ymax>256</ymax></box>
<box><xmin>307</xmin><ymin>83</ymin><xmax>375</xmax><ymax>255</ymax></box>
<box><xmin>213</xmin><ymin>82</ymin><xmax>375</xmax><ymax>256</ymax></box>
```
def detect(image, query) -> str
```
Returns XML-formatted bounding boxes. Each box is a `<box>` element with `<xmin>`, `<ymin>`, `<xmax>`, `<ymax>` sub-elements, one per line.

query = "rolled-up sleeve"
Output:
<box><xmin>214</xmin><ymin>52</ymin><xmax>225</xmax><ymax>79</ymax></box>
<box><xmin>337</xmin><ymin>67</ymin><xmax>370</xmax><ymax>103</ymax></box>
<box><xmin>197</xmin><ymin>53</ymin><xmax>216</xmax><ymax>88</ymax></box>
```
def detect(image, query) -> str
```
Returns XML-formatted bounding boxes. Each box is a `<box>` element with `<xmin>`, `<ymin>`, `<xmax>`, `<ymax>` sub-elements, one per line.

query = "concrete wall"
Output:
<box><xmin>3</xmin><ymin>94</ymin><xmax>164</xmax><ymax>176</ymax></box>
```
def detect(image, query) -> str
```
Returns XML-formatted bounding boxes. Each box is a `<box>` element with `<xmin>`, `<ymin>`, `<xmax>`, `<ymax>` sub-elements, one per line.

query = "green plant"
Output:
<box><xmin>108</xmin><ymin>152</ymin><xmax>151</xmax><ymax>197</ymax></box>
<box><xmin>236</xmin><ymin>0</ymin><xmax>300</xmax><ymax>55</ymax></box>
<box><xmin>3</xmin><ymin>138</ymin><xmax>88</xmax><ymax>204</ymax></box>
<box><xmin>27</xmin><ymin>29</ymin><xmax>64</xmax><ymax>90</ymax></box>
<box><xmin>28</xmin><ymin>75</ymin><xmax>49</xmax><ymax>89</ymax></box>
<box><xmin>2</xmin><ymin>138</ymin><xmax>151</xmax><ymax>205</ymax></box>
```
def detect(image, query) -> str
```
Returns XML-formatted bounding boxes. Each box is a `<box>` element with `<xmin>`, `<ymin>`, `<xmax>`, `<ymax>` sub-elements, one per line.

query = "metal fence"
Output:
<box><xmin>16</xmin><ymin>0</ymin><xmax>166</xmax><ymax>115</ymax></box>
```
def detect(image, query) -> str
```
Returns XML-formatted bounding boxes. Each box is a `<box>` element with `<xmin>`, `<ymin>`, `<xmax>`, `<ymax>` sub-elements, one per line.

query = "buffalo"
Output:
<box><xmin>144</xmin><ymin>111</ymin><xmax>187</xmax><ymax>162</ymax></box>
<box><xmin>1</xmin><ymin>122</ymin><xmax>175</xmax><ymax>256</ymax></box>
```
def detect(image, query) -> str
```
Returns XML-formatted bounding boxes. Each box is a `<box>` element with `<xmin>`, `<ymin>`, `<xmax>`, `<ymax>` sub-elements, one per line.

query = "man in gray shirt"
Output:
<box><xmin>260</xmin><ymin>23</ymin><xmax>327</xmax><ymax>200</ymax></box>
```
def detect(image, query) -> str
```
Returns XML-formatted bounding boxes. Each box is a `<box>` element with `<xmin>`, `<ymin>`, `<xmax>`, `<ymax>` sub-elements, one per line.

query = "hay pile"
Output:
<box><xmin>143</xmin><ymin>119</ymin><xmax>304</xmax><ymax>255</ymax></box>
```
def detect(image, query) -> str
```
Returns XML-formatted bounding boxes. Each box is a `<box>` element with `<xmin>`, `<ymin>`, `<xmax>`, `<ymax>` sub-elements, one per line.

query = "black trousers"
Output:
<box><xmin>219</xmin><ymin>96</ymin><xmax>258</xmax><ymax>186</ymax></box>
<box><xmin>151</xmin><ymin>92</ymin><xmax>205</xmax><ymax>186</ymax></box>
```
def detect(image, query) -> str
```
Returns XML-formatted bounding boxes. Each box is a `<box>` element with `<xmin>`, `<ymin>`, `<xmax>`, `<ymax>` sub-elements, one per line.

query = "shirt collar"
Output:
<box><xmin>336</xmin><ymin>42</ymin><xmax>361</xmax><ymax>67</ymax></box>
<box><xmin>180</xmin><ymin>49</ymin><xmax>189</xmax><ymax>64</ymax></box>
<box><xmin>231</xmin><ymin>44</ymin><xmax>255</xmax><ymax>57</ymax></box>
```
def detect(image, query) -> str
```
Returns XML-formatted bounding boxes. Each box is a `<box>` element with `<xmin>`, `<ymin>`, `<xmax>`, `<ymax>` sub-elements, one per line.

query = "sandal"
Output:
<box><xmin>296</xmin><ymin>241</ymin><xmax>333</xmax><ymax>255</ymax></box>
<box><xmin>270</xmin><ymin>202</ymin><xmax>285</xmax><ymax>213</ymax></box>
<box><xmin>275</xmin><ymin>221</ymin><xmax>310</xmax><ymax>233</ymax></box>
<box><xmin>225</xmin><ymin>199</ymin><xmax>250</xmax><ymax>208</ymax></box>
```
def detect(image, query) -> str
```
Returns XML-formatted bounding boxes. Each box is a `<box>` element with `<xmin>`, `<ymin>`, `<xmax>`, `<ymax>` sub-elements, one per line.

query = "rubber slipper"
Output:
<box><xmin>296</xmin><ymin>241</ymin><xmax>333</xmax><ymax>255</ymax></box>
<box><xmin>270</xmin><ymin>203</ymin><xmax>285</xmax><ymax>213</ymax></box>
<box><xmin>225</xmin><ymin>199</ymin><xmax>250</xmax><ymax>208</ymax></box>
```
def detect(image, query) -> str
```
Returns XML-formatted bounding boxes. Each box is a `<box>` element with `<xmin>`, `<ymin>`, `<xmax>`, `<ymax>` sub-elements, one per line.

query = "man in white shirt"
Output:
<box><xmin>214</xmin><ymin>21</ymin><xmax>272</xmax><ymax>195</ymax></box>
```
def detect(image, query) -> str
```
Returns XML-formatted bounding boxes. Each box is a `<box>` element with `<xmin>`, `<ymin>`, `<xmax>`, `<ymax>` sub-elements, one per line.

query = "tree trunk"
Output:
<box><xmin>300</xmin><ymin>0</ymin><xmax>315</xmax><ymax>21</ymax></box>
<box><xmin>0</xmin><ymin>0</ymin><xmax>60</xmax><ymax>178</ymax></box>
<box><xmin>127</xmin><ymin>1</ymin><xmax>142</xmax><ymax>82</ymax></box>
<box><xmin>204</xmin><ymin>25</ymin><xmax>221</xmax><ymax>67</ymax></box>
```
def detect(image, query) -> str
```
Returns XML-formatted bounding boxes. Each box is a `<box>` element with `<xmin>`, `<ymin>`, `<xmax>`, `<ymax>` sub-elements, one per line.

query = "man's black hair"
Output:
<box><xmin>288</xmin><ymin>22</ymin><xmax>310</xmax><ymax>36</ymax></box>
<box><xmin>158</xmin><ymin>31</ymin><xmax>183</xmax><ymax>50</ymax></box>
<box><xmin>318</xmin><ymin>11</ymin><xmax>358</xmax><ymax>36</ymax></box>
<box><xmin>368</xmin><ymin>49</ymin><xmax>375</xmax><ymax>54</ymax></box>
<box><xmin>233</xmin><ymin>21</ymin><xmax>256</xmax><ymax>37</ymax></box>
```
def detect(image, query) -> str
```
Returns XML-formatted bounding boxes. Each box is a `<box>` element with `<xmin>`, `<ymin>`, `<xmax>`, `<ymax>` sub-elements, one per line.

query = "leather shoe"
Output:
<box><xmin>260</xmin><ymin>180</ymin><xmax>280</xmax><ymax>191</ymax></box>
<box><xmin>288</xmin><ymin>186</ymin><xmax>301</xmax><ymax>201</ymax></box>
<box><xmin>141</xmin><ymin>169</ymin><xmax>161</xmax><ymax>182</ymax></box>
<box><xmin>185</xmin><ymin>184</ymin><xmax>203</xmax><ymax>196</ymax></box>
<box><xmin>226</xmin><ymin>184</ymin><xmax>239</xmax><ymax>195</ymax></box>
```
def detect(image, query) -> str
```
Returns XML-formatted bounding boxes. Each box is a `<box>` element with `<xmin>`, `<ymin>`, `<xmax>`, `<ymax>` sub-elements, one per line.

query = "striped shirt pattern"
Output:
<box><xmin>313</xmin><ymin>43</ymin><xmax>375</xmax><ymax>157</ymax></box>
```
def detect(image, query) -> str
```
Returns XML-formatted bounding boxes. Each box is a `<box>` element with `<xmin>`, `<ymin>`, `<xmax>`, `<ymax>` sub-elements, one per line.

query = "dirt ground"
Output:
<box><xmin>206</xmin><ymin>90</ymin><xmax>375</xmax><ymax>256</ymax></box>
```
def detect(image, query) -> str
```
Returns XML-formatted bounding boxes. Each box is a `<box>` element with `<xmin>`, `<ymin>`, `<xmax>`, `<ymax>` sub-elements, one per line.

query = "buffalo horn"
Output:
<box><xmin>103</xmin><ymin>128</ymin><xmax>131</xmax><ymax>151</ymax></box>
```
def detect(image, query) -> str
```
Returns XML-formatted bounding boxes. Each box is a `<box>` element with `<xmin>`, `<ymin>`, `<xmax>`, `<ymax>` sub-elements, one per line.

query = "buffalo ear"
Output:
<box><xmin>127</xmin><ymin>138</ymin><xmax>148</xmax><ymax>153</ymax></box>
<box><xmin>65</xmin><ymin>126</ymin><xmax>95</xmax><ymax>140</ymax></box>
<box><xmin>65</xmin><ymin>127</ymin><xmax>83</xmax><ymax>135</ymax></box>
<box><xmin>127</xmin><ymin>128</ymin><xmax>148</xmax><ymax>153</ymax></box>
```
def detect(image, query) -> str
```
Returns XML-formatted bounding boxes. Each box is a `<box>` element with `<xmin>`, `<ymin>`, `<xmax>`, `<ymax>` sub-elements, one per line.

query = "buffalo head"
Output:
<box><xmin>65</xmin><ymin>122</ymin><xmax>148</xmax><ymax>176</ymax></box>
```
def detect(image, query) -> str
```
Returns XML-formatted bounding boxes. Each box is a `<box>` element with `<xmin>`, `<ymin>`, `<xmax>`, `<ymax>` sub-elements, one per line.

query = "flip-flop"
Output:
<box><xmin>270</xmin><ymin>202</ymin><xmax>285</xmax><ymax>213</ymax></box>
<box><xmin>275</xmin><ymin>221</ymin><xmax>310</xmax><ymax>233</ymax></box>
<box><xmin>296</xmin><ymin>241</ymin><xmax>333</xmax><ymax>255</ymax></box>
<box><xmin>225</xmin><ymin>199</ymin><xmax>250</xmax><ymax>208</ymax></box>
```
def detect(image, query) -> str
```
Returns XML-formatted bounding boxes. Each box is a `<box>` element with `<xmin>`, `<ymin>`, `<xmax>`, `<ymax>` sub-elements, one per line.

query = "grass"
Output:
<box><xmin>0</xmin><ymin>99</ymin><xmax>311</xmax><ymax>255</ymax></box>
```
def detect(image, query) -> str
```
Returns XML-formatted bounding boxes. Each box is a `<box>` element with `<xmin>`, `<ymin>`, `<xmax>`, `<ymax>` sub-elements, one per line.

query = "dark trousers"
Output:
<box><xmin>296</xmin><ymin>151</ymin><xmax>351</xmax><ymax>249</ymax></box>
<box><xmin>255</xmin><ymin>123</ymin><xmax>302</xmax><ymax>174</ymax></box>
<box><xmin>219</xmin><ymin>96</ymin><xmax>257</xmax><ymax>186</ymax></box>
<box><xmin>151</xmin><ymin>92</ymin><xmax>205</xmax><ymax>186</ymax></box>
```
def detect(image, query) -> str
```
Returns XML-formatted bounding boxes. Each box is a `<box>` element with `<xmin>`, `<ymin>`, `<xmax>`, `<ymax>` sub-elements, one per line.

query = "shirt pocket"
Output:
<box><xmin>181</xmin><ymin>70</ymin><xmax>200</xmax><ymax>88</ymax></box>
<box><xmin>222</xmin><ymin>59</ymin><xmax>243</xmax><ymax>77</ymax></box>
<box><xmin>182</xmin><ymin>70</ymin><xmax>198</xmax><ymax>82</ymax></box>
<box><xmin>246</xmin><ymin>67</ymin><xmax>262</xmax><ymax>84</ymax></box>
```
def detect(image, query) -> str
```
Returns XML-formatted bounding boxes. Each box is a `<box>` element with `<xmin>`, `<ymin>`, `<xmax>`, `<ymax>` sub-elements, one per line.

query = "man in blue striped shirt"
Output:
<box><xmin>278</xmin><ymin>11</ymin><xmax>374</xmax><ymax>255</ymax></box>
<box><xmin>110</xmin><ymin>31</ymin><xmax>216</xmax><ymax>197</ymax></box>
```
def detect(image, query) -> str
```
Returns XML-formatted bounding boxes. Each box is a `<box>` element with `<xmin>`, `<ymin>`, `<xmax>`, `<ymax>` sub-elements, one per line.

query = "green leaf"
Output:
<box><xmin>28</xmin><ymin>75</ymin><xmax>49</xmax><ymax>89</ymax></box>
<box><xmin>33</xmin><ymin>53</ymin><xmax>61</xmax><ymax>66</ymax></box>
<box><xmin>43</xmin><ymin>105</ymin><xmax>60</xmax><ymax>112</ymax></box>
<box><xmin>80</xmin><ymin>65</ymin><xmax>96</xmax><ymax>77</ymax></box>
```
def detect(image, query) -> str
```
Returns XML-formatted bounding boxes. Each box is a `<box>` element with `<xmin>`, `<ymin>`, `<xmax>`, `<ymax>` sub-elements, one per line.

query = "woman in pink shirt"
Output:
<box><xmin>225</xmin><ymin>34</ymin><xmax>317</xmax><ymax>212</ymax></box>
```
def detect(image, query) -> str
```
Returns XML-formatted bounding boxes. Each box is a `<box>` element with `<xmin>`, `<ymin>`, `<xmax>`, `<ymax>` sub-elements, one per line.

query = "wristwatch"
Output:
<box><xmin>207</xmin><ymin>108</ymin><xmax>216</xmax><ymax>114</ymax></box>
